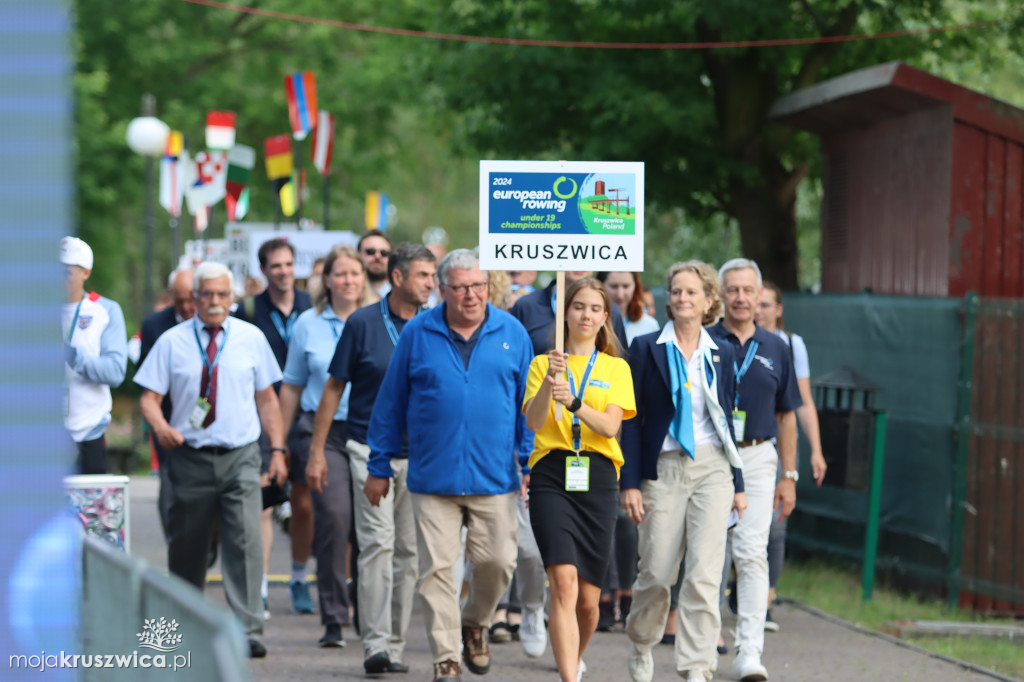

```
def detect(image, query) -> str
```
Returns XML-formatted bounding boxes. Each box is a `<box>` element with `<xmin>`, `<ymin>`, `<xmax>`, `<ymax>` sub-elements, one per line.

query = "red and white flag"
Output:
<box><xmin>206</xmin><ymin>111</ymin><xmax>236</xmax><ymax>151</ymax></box>
<box><xmin>310</xmin><ymin>111</ymin><xmax>335</xmax><ymax>176</ymax></box>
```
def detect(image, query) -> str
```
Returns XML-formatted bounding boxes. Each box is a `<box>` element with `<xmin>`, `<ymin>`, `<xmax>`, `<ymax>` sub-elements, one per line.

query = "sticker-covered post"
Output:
<box><xmin>479</xmin><ymin>159</ymin><xmax>644</xmax><ymax>418</ymax></box>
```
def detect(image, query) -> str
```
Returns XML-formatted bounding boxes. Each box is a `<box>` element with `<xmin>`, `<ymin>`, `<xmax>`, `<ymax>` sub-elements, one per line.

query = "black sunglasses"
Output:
<box><xmin>362</xmin><ymin>248</ymin><xmax>391</xmax><ymax>257</ymax></box>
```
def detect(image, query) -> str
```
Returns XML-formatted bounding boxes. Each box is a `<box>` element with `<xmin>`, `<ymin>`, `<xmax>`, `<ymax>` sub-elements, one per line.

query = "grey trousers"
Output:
<box><xmin>310</xmin><ymin>420</ymin><xmax>352</xmax><ymax>627</ymax></box>
<box><xmin>166</xmin><ymin>442</ymin><xmax>263</xmax><ymax>639</ymax></box>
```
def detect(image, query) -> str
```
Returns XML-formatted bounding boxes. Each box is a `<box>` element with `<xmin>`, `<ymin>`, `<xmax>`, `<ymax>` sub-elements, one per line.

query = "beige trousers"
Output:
<box><xmin>347</xmin><ymin>439</ymin><xmax>417</xmax><ymax>660</ymax></box>
<box><xmin>626</xmin><ymin>444</ymin><xmax>734</xmax><ymax>679</ymax></box>
<box><xmin>412</xmin><ymin>492</ymin><xmax>518</xmax><ymax>663</ymax></box>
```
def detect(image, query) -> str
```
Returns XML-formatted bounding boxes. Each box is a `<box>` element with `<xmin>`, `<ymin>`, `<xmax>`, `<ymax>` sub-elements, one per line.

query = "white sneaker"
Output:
<box><xmin>628</xmin><ymin>643</ymin><xmax>653</xmax><ymax>682</ymax></box>
<box><xmin>519</xmin><ymin>606</ymin><xmax>547</xmax><ymax>658</ymax></box>
<box><xmin>577</xmin><ymin>658</ymin><xmax>587</xmax><ymax>682</ymax></box>
<box><xmin>731</xmin><ymin>648</ymin><xmax>768</xmax><ymax>681</ymax></box>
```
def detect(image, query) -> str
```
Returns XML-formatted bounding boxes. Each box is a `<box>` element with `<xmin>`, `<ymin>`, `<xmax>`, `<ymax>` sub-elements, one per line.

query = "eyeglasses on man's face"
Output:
<box><xmin>445</xmin><ymin>281</ymin><xmax>488</xmax><ymax>297</ymax></box>
<box><xmin>361</xmin><ymin>248</ymin><xmax>391</xmax><ymax>258</ymax></box>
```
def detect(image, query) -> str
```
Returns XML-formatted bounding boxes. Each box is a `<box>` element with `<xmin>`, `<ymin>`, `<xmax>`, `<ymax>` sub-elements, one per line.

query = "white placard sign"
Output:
<box><xmin>479</xmin><ymin>160</ymin><xmax>644</xmax><ymax>271</ymax></box>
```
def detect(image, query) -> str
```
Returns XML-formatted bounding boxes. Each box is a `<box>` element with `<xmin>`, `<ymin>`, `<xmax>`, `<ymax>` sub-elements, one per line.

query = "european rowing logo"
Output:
<box><xmin>136</xmin><ymin>617</ymin><xmax>184</xmax><ymax>652</ymax></box>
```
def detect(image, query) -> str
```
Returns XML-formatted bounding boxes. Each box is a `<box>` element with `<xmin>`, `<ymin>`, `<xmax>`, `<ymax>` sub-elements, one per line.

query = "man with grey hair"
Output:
<box><xmin>364</xmin><ymin>248</ymin><xmax>533</xmax><ymax>682</ymax></box>
<box><xmin>708</xmin><ymin>258</ymin><xmax>800</xmax><ymax>682</ymax></box>
<box><xmin>309</xmin><ymin>241</ymin><xmax>436</xmax><ymax>667</ymax></box>
<box><xmin>135</xmin><ymin>261</ymin><xmax>287</xmax><ymax>659</ymax></box>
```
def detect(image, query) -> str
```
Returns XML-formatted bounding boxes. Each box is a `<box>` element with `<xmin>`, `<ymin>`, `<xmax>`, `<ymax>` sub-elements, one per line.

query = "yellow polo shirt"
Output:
<box><xmin>523</xmin><ymin>352</ymin><xmax>636</xmax><ymax>476</ymax></box>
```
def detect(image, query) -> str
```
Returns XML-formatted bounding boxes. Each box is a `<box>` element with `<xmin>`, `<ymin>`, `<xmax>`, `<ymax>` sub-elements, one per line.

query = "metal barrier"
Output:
<box><xmin>80</xmin><ymin>534</ymin><xmax>249</xmax><ymax>681</ymax></box>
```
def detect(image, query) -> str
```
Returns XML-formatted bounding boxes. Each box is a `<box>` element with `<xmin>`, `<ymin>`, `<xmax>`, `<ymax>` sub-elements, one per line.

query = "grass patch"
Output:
<box><xmin>779</xmin><ymin>559</ymin><xmax>1024</xmax><ymax>680</ymax></box>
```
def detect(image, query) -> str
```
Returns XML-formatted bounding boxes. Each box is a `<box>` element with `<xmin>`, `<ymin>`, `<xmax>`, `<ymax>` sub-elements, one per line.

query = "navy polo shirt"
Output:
<box><xmin>708</xmin><ymin>321</ymin><xmax>801</xmax><ymax>440</ymax></box>
<box><xmin>233</xmin><ymin>289</ymin><xmax>313</xmax><ymax>370</ymax></box>
<box><xmin>447</xmin><ymin>305</ymin><xmax>488</xmax><ymax>369</ymax></box>
<box><xmin>329</xmin><ymin>297</ymin><xmax>411</xmax><ymax>452</ymax></box>
<box><xmin>510</xmin><ymin>280</ymin><xmax>629</xmax><ymax>356</ymax></box>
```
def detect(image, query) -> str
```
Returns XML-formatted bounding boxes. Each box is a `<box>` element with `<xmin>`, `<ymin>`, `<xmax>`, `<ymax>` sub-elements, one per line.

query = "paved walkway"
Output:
<box><xmin>127</xmin><ymin>476</ymin><xmax>1008</xmax><ymax>681</ymax></box>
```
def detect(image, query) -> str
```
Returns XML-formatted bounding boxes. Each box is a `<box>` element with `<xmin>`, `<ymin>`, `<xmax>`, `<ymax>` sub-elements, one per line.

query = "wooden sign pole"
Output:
<box><xmin>554</xmin><ymin>270</ymin><xmax>565</xmax><ymax>422</ymax></box>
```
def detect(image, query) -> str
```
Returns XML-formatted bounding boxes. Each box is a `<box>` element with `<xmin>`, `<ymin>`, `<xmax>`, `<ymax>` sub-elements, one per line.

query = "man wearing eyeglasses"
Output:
<box><xmin>358</xmin><ymin>229</ymin><xmax>394</xmax><ymax>297</ymax></box>
<box><xmin>364</xmin><ymin>249</ymin><xmax>533</xmax><ymax>682</ymax></box>
<box><xmin>136</xmin><ymin>261</ymin><xmax>287</xmax><ymax>659</ymax></box>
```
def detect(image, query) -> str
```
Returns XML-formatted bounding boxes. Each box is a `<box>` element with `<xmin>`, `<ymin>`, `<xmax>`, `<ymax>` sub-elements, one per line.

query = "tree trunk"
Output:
<box><xmin>729</xmin><ymin>164</ymin><xmax>801</xmax><ymax>290</ymax></box>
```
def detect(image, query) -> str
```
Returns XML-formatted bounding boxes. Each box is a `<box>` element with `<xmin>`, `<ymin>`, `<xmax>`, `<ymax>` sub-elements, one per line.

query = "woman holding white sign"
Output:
<box><xmin>522</xmin><ymin>277</ymin><xmax>636</xmax><ymax>682</ymax></box>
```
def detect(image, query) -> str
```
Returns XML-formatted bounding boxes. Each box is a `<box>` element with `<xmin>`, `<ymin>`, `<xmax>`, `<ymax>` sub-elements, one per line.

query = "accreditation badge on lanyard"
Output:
<box><xmin>189</xmin><ymin>322</ymin><xmax>227</xmax><ymax>430</ymax></box>
<box><xmin>732</xmin><ymin>340</ymin><xmax>759</xmax><ymax>443</ymax></box>
<box><xmin>564</xmin><ymin>349</ymin><xmax>598</xmax><ymax>493</ymax></box>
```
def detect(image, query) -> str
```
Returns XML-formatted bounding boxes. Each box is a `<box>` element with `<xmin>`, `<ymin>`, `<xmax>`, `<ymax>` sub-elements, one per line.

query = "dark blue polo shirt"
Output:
<box><xmin>233</xmin><ymin>289</ymin><xmax>313</xmax><ymax>370</ymax></box>
<box><xmin>708</xmin><ymin>321</ymin><xmax>801</xmax><ymax>441</ymax></box>
<box><xmin>510</xmin><ymin>280</ymin><xmax>629</xmax><ymax>357</ymax></box>
<box><xmin>329</xmin><ymin>297</ymin><xmax>411</xmax><ymax>453</ymax></box>
<box><xmin>447</xmin><ymin>304</ymin><xmax>488</xmax><ymax>369</ymax></box>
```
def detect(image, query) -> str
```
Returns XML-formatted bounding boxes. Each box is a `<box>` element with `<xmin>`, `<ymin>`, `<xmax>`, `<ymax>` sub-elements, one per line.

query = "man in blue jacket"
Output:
<box><xmin>365</xmin><ymin>249</ymin><xmax>533</xmax><ymax>682</ymax></box>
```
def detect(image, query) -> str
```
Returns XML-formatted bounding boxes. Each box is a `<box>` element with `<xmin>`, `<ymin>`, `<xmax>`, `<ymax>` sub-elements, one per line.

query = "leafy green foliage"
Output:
<box><xmin>73</xmin><ymin>0</ymin><xmax>1024</xmax><ymax>325</ymax></box>
<box><xmin>414</xmin><ymin>0</ymin><xmax>1022</xmax><ymax>287</ymax></box>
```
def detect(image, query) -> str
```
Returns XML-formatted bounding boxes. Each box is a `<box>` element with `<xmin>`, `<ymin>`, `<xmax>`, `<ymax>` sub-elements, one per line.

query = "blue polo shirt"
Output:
<box><xmin>282</xmin><ymin>307</ymin><xmax>350</xmax><ymax>420</ymax></box>
<box><xmin>510</xmin><ymin>280</ymin><xmax>629</xmax><ymax>356</ymax></box>
<box><xmin>233</xmin><ymin>289</ymin><xmax>313</xmax><ymax>371</ymax></box>
<box><xmin>708</xmin><ymin>321</ymin><xmax>801</xmax><ymax>441</ymax></box>
<box><xmin>328</xmin><ymin>296</ymin><xmax>413</xmax><ymax>452</ymax></box>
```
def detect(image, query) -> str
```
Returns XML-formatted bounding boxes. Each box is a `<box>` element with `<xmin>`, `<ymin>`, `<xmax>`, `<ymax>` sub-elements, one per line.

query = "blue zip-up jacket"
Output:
<box><xmin>367</xmin><ymin>302</ymin><xmax>534</xmax><ymax>496</ymax></box>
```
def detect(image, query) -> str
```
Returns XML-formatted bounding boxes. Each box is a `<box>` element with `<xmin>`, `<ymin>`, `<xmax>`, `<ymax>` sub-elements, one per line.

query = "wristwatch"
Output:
<box><xmin>567</xmin><ymin>397</ymin><xmax>583</xmax><ymax>413</ymax></box>
<box><xmin>782</xmin><ymin>469</ymin><xmax>799</xmax><ymax>482</ymax></box>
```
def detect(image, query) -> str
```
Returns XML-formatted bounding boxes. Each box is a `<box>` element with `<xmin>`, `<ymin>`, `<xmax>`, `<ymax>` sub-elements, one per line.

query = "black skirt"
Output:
<box><xmin>528</xmin><ymin>449</ymin><xmax>619</xmax><ymax>586</ymax></box>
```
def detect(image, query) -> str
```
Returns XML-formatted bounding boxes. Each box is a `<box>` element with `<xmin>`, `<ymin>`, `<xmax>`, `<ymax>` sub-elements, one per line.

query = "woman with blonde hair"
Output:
<box><xmin>278</xmin><ymin>244</ymin><xmax>376</xmax><ymax>648</ymax></box>
<box><xmin>621</xmin><ymin>261</ymin><xmax>747</xmax><ymax>682</ymax></box>
<box><xmin>523</xmin><ymin>277</ymin><xmax>636</xmax><ymax>681</ymax></box>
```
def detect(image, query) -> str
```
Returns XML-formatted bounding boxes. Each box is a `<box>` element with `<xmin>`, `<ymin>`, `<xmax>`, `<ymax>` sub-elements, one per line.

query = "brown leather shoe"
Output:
<box><xmin>461</xmin><ymin>625</ymin><xmax>491</xmax><ymax>675</ymax></box>
<box><xmin>433</xmin><ymin>659</ymin><xmax>461</xmax><ymax>681</ymax></box>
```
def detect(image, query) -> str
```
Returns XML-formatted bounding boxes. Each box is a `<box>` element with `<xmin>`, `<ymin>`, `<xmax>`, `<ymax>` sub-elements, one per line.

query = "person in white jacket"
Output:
<box><xmin>60</xmin><ymin>236</ymin><xmax>127</xmax><ymax>474</ymax></box>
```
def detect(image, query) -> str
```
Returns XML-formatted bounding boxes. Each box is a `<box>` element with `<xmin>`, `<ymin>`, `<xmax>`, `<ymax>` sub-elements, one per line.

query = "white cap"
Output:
<box><xmin>60</xmin><ymin>236</ymin><xmax>93</xmax><ymax>270</ymax></box>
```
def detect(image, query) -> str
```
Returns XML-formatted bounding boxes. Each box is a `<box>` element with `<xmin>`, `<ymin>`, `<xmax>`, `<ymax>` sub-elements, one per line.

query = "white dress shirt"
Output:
<box><xmin>134</xmin><ymin>317</ymin><xmax>282</xmax><ymax>449</ymax></box>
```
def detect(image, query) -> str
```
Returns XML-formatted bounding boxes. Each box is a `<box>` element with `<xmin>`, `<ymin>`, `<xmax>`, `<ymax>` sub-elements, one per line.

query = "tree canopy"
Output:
<box><xmin>413</xmin><ymin>0</ymin><xmax>1024</xmax><ymax>287</ymax></box>
<box><xmin>73</xmin><ymin>0</ymin><xmax>1024</xmax><ymax>326</ymax></box>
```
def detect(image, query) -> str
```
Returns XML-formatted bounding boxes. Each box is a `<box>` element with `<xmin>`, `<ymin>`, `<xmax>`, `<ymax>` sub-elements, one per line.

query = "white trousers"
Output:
<box><xmin>728</xmin><ymin>441</ymin><xmax>778</xmax><ymax>656</ymax></box>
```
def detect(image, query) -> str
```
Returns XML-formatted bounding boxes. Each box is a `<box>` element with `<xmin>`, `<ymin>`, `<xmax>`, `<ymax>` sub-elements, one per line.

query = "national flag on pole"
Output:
<box><xmin>225</xmin><ymin>144</ymin><xmax>255</xmax><ymax>202</ymax></box>
<box><xmin>310</xmin><ymin>111</ymin><xmax>334</xmax><ymax>176</ymax></box>
<box><xmin>227</xmin><ymin>187</ymin><xmax>250</xmax><ymax>221</ymax></box>
<box><xmin>284</xmin><ymin>71</ymin><xmax>318</xmax><ymax>141</ymax></box>
<box><xmin>193</xmin><ymin>204</ymin><xmax>209</xmax><ymax>233</ymax></box>
<box><xmin>365</xmin><ymin>191</ymin><xmax>389</xmax><ymax>231</ymax></box>
<box><xmin>182</xmin><ymin>147</ymin><xmax>205</xmax><ymax>217</ymax></box>
<box><xmin>205</xmin><ymin>111</ymin><xmax>236</xmax><ymax>151</ymax></box>
<box><xmin>264</xmin><ymin>135</ymin><xmax>293</xmax><ymax>186</ymax></box>
<box><xmin>280</xmin><ymin>181</ymin><xmax>297</xmax><ymax>217</ymax></box>
<box><xmin>159</xmin><ymin>130</ymin><xmax>185</xmax><ymax>216</ymax></box>
<box><xmin>195</xmin><ymin>150</ymin><xmax>228</xmax><ymax>206</ymax></box>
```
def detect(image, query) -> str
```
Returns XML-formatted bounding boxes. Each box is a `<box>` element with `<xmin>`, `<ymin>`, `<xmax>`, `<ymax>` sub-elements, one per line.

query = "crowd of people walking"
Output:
<box><xmin>63</xmin><ymin>232</ymin><xmax>826</xmax><ymax>681</ymax></box>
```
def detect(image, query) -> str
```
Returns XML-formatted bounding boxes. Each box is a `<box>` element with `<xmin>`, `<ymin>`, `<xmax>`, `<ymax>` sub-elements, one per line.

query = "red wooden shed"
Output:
<box><xmin>772</xmin><ymin>62</ymin><xmax>1024</xmax><ymax>614</ymax></box>
<box><xmin>770</xmin><ymin>61</ymin><xmax>1024</xmax><ymax>298</ymax></box>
